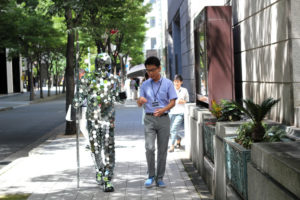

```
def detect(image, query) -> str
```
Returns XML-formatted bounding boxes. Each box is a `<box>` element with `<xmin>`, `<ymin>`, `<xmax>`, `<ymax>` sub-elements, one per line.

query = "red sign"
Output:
<box><xmin>110</xmin><ymin>29</ymin><xmax>118</xmax><ymax>34</ymax></box>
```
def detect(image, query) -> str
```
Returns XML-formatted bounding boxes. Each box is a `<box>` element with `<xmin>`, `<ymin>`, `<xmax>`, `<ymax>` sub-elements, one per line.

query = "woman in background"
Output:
<box><xmin>168</xmin><ymin>74</ymin><xmax>189</xmax><ymax>152</ymax></box>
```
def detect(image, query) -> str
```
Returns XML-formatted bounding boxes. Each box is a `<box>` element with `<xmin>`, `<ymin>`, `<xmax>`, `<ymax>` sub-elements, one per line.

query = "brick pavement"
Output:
<box><xmin>0</xmin><ymin>101</ymin><xmax>201</xmax><ymax>200</ymax></box>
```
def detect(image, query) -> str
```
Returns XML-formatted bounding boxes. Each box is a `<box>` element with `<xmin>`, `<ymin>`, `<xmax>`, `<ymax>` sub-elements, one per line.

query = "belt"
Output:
<box><xmin>146</xmin><ymin>113</ymin><xmax>168</xmax><ymax>116</ymax></box>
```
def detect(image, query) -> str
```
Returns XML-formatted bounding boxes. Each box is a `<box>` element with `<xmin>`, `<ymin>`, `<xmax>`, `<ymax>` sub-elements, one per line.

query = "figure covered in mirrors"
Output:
<box><xmin>73</xmin><ymin>52</ymin><xmax>125</xmax><ymax>192</ymax></box>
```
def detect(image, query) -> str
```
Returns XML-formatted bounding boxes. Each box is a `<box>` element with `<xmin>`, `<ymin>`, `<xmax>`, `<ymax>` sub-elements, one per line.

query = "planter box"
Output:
<box><xmin>203</xmin><ymin>123</ymin><xmax>216</xmax><ymax>163</ymax></box>
<box><xmin>224</xmin><ymin>137</ymin><xmax>251</xmax><ymax>200</ymax></box>
<box><xmin>215</xmin><ymin>121</ymin><xmax>245</xmax><ymax>200</ymax></box>
<box><xmin>248</xmin><ymin>141</ymin><xmax>300</xmax><ymax>200</ymax></box>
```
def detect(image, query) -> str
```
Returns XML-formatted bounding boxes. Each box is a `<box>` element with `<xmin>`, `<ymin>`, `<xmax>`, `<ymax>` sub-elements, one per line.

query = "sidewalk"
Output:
<box><xmin>0</xmin><ymin>100</ymin><xmax>202</xmax><ymax>200</ymax></box>
<box><xmin>0</xmin><ymin>87</ymin><xmax>64</xmax><ymax>111</ymax></box>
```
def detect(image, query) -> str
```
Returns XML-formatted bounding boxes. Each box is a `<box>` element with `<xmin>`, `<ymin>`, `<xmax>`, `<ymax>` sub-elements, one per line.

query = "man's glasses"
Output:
<box><xmin>146</xmin><ymin>68</ymin><xmax>158</xmax><ymax>73</ymax></box>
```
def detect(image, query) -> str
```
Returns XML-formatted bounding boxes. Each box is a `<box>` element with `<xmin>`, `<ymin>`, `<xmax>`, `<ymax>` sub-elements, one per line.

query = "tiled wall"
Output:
<box><xmin>232</xmin><ymin>0</ymin><xmax>300</xmax><ymax>124</ymax></box>
<box><xmin>168</xmin><ymin>0</ymin><xmax>299</xmax><ymax>125</ymax></box>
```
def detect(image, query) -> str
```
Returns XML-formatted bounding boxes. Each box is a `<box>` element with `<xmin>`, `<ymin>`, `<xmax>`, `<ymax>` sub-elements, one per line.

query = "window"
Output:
<box><xmin>150</xmin><ymin>17</ymin><xmax>155</xmax><ymax>27</ymax></box>
<box><xmin>151</xmin><ymin>38</ymin><xmax>156</xmax><ymax>49</ymax></box>
<box><xmin>150</xmin><ymin>0</ymin><xmax>156</xmax><ymax>3</ymax></box>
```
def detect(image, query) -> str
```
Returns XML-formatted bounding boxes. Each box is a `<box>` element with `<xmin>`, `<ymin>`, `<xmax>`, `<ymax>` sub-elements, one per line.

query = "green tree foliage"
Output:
<box><xmin>48</xmin><ymin>0</ymin><xmax>150</xmax><ymax>134</ymax></box>
<box><xmin>0</xmin><ymin>0</ymin><xmax>22</xmax><ymax>50</ymax></box>
<box><xmin>83</xmin><ymin>0</ymin><xmax>150</xmax><ymax>72</ymax></box>
<box><xmin>50</xmin><ymin>0</ymin><xmax>90</xmax><ymax>134</ymax></box>
<box><xmin>1</xmin><ymin>0</ymin><xmax>151</xmax><ymax>135</ymax></box>
<box><xmin>1</xmin><ymin>0</ymin><xmax>65</xmax><ymax>100</ymax></box>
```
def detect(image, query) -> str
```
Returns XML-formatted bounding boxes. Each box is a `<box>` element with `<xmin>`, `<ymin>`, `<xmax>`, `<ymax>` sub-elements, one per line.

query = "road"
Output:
<box><xmin>0</xmin><ymin>96</ymin><xmax>65</xmax><ymax>170</ymax></box>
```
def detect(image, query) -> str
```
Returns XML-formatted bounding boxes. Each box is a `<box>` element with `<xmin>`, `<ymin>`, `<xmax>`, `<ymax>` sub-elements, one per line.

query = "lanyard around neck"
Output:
<box><xmin>151</xmin><ymin>78</ymin><xmax>163</xmax><ymax>101</ymax></box>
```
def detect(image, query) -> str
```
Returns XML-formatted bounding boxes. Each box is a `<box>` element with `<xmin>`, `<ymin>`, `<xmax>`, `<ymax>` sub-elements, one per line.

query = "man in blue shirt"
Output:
<box><xmin>137</xmin><ymin>56</ymin><xmax>177</xmax><ymax>188</ymax></box>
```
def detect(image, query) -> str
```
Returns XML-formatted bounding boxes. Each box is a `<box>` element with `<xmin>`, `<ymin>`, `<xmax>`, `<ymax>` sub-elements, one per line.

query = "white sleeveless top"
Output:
<box><xmin>169</xmin><ymin>87</ymin><xmax>189</xmax><ymax>114</ymax></box>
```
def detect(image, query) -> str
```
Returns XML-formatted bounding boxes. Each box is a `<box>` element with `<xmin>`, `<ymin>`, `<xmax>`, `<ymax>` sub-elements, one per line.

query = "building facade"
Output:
<box><xmin>143</xmin><ymin>0</ymin><xmax>168</xmax><ymax>74</ymax></box>
<box><xmin>0</xmin><ymin>49</ymin><xmax>23</xmax><ymax>94</ymax></box>
<box><xmin>167</xmin><ymin>0</ymin><xmax>300</xmax><ymax>126</ymax></box>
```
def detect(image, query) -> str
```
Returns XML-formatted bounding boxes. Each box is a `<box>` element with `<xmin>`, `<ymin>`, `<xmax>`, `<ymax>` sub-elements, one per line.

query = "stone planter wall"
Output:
<box><xmin>214</xmin><ymin>122</ymin><xmax>245</xmax><ymax>200</ymax></box>
<box><xmin>248</xmin><ymin>141</ymin><xmax>300</xmax><ymax>200</ymax></box>
<box><xmin>203</xmin><ymin>123</ymin><xmax>216</xmax><ymax>163</ymax></box>
<box><xmin>224</xmin><ymin>137</ymin><xmax>251</xmax><ymax>200</ymax></box>
<box><xmin>184</xmin><ymin>105</ymin><xmax>300</xmax><ymax>200</ymax></box>
<box><xmin>185</xmin><ymin>105</ymin><xmax>216</xmax><ymax>197</ymax></box>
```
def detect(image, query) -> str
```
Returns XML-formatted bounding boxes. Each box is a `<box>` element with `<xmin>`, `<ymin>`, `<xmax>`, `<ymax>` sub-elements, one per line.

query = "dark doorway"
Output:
<box><xmin>12</xmin><ymin>57</ymin><xmax>21</xmax><ymax>93</ymax></box>
<box><xmin>0</xmin><ymin>49</ymin><xmax>8</xmax><ymax>94</ymax></box>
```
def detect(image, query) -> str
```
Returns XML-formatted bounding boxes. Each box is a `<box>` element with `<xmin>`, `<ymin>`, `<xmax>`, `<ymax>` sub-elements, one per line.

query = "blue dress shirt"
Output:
<box><xmin>140</xmin><ymin>77</ymin><xmax>177</xmax><ymax>113</ymax></box>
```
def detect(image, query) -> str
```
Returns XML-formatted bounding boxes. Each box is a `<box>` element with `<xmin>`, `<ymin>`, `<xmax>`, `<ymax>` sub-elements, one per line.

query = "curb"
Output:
<box><xmin>0</xmin><ymin>107</ymin><xmax>13</xmax><ymax>112</ymax></box>
<box><xmin>28</xmin><ymin>122</ymin><xmax>66</xmax><ymax>156</ymax></box>
<box><xmin>181</xmin><ymin>158</ymin><xmax>213</xmax><ymax>200</ymax></box>
<box><xmin>0</xmin><ymin>158</ymin><xmax>27</xmax><ymax>177</ymax></box>
<box><xmin>30</xmin><ymin>93</ymin><xmax>65</xmax><ymax>105</ymax></box>
<box><xmin>0</xmin><ymin>92</ymin><xmax>24</xmax><ymax>99</ymax></box>
<box><xmin>0</xmin><ymin>93</ymin><xmax>65</xmax><ymax>112</ymax></box>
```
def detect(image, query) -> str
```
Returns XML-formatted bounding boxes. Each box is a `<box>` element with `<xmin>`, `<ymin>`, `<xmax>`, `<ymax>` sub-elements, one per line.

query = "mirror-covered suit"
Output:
<box><xmin>73</xmin><ymin>53</ymin><xmax>122</xmax><ymax>192</ymax></box>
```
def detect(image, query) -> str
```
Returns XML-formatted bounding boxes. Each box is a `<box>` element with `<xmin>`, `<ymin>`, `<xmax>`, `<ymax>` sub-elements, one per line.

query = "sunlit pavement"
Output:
<box><xmin>0</xmin><ymin>87</ymin><xmax>64</xmax><ymax>111</ymax></box>
<box><xmin>0</xmin><ymin>100</ymin><xmax>201</xmax><ymax>200</ymax></box>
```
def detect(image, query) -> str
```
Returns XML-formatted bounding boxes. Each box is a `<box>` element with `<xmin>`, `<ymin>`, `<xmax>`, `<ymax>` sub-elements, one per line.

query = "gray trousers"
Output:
<box><xmin>144</xmin><ymin>114</ymin><xmax>170</xmax><ymax>180</ymax></box>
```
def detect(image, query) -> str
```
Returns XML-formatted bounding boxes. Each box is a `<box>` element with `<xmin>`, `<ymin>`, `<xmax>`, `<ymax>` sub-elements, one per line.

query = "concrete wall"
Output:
<box><xmin>248</xmin><ymin>142</ymin><xmax>300</xmax><ymax>200</ymax></box>
<box><xmin>185</xmin><ymin>104</ymin><xmax>245</xmax><ymax>199</ymax></box>
<box><xmin>6</xmin><ymin>49</ymin><xmax>13</xmax><ymax>94</ymax></box>
<box><xmin>185</xmin><ymin>105</ymin><xmax>300</xmax><ymax>200</ymax></box>
<box><xmin>168</xmin><ymin>0</ymin><xmax>300</xmax><ymax>126</ymax></box>
<box><xmin>232</xmin><ymin>0</ymin><xmax>300</xmax><ymax>125</ymax></box>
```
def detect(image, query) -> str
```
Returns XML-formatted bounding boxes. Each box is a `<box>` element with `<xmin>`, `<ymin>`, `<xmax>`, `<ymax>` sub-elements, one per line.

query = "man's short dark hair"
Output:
<box><xmin>144</xmin><ymin>56</ymin><xmax>160</xmax><ymax>67</ymax></box>
<box><xmin>174</xmin><ymin>74</ymin><xmax>183</xmax><ymax>82</ymax></box>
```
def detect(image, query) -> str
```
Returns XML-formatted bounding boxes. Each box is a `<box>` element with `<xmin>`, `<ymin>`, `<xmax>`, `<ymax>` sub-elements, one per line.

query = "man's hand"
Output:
<box><xmin>154</xmin><ymin>108</ymin><xmax>165</xmax><ymax>117</ymax></box>
<box><xmin>152</xmin><ymin>99</ymin><xmax>175</xmax><ymax>117</ymax></box>
<box><xmin>137</xmin><ymin>97</ymin><xmax>147</xmax><ymax>107</ymax></box>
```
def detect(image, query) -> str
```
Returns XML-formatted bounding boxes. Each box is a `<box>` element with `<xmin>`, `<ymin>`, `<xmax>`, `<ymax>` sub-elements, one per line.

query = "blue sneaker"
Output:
<box><xmin>156</xmin><ymin>179</ymin><xmax>166</xmax><ymax>188</ymax></box>
<box><xmin>144</xmin><ymin>177</ymin><xmax>155</xmax><ymax>188</ymax></box>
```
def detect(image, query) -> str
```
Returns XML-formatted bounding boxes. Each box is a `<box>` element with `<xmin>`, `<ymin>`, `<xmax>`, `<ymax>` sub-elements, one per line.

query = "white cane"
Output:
<box><xmin>75</xmin><ymin>30</ymin><xmax>80</xmax><ymax>188</ymax></box>
<box><xmin>65</xmin><ymin>103</ymin><xmax>80</xmax><ymax>189</ymax></box>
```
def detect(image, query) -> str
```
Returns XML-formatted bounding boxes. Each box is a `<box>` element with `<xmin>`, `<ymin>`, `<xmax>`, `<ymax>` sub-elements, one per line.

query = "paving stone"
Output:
<box><xmin>0</xmin><ymin>104</ymin><xmax>200</xmax><ymax>200</ymax></box>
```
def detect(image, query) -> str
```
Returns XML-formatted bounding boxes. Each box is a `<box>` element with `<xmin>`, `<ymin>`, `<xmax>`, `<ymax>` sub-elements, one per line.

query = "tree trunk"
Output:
<box><xmin>48</xmin><ymin>57</ymin><xmax>53</xmax><ymax>97</ymax></box>
<box><xmin>252</xmin><ymin>123</ymin><xmax>265</xmax><ymax>142</ymax></box>
<box><xmin>65</xmin><ymin>13</ymin><xmax>76</xmax><ymax>135</ymax></box>
<box><xmin>119</xmin><ymin>55</ymin><xmax>125</xmax><ymax>89</ymax></box>
<box><xmin>112</xmin><ymin>55</ymin><xmax>117</xmax><ymax>75</ymax></box>
<box><xmin>38</xmin><ymin>58</ymin><xmax>43</xmax><ymax>99</ymax></box>
<box><xmin>55</xmin><ymin>62</ymin><xmax>58</xmax><ymax>95</ymax></box>
<box><xmin>96</xmin><ymin>40</ymin><xmax>101</xmax><ymax>54</ymax></box>
<box><xmin>96</xmin><ymin>39</ymin><xmax>106</xmax><ymax>54</ymax></box>
<box><xmin>26</xmin><ymin>68</ymin><xmax>30</xmax><ymax>92</ymax></box>
<box><xmin>28</xmin><ymin>60</ymin><xmax>35</xmax><ymax>101</ymax></box>
<box><xmin>47</xmin><ymin>60</ymin><xmax>50</xmax><ymax>97</ymax></box>
<box><xmin>62</xmin><ymin>73</ymin><xmax>65</xmax><ymax>93</ymax></box>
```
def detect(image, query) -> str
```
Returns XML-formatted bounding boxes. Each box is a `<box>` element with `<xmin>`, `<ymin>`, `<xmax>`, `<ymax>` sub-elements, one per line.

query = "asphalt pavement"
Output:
<box><xmin>0</xmin><ymin>88</ymin><xmax>66</xmax><ymax>170</ymax></box>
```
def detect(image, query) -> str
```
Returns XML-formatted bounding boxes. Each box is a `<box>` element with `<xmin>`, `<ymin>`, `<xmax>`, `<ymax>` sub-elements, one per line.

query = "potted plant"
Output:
<box><xmin>224</xmin><ymin>97</ymin><xmax>285</xmax><ymax>199</ymax></box>
<box><xmin>204</xmin><ymin>100</ymin><xmax>243</xmax><ymax>162</ymax></box>
<box><xmin>233</xmin><ymin>98</ymin><xmax>285</xmax><ymax>148</ymax></box>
